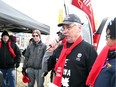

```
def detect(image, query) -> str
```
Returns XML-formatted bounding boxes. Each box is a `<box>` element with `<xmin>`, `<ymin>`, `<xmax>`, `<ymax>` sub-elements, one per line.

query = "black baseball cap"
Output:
<box><xmin>58</xmin><ymin>14</ymin><xmax>82</xmax><ymax>27</ymax></box>
<box><xmin>106</xmin><ymin>17</ymin><xmax>116</xmax><ymax>39</ymax></box>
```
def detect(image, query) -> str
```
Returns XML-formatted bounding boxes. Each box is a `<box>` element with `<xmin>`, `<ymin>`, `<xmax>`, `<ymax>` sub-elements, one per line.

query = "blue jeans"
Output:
<box><xmin>27</xmin><ymin>68</ymin><xmax>44</xmax><ymax>87</ymax></box>
<box><xmin>0</xmin><ymin>68</ymin><xmax>15</xmax><ymax>87</ymax></box>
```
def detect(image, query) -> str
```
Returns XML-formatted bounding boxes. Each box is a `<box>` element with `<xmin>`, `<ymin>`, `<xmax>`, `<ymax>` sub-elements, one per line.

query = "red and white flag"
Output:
<box><xmin>72</xmin><ymin>0</ymin><xmax>96</xmax><ymax>33</ymax></box>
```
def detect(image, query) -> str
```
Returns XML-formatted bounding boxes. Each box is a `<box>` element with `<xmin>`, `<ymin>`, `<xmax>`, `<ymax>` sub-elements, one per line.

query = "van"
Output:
<box><xmin>95</xmin><ymin>17</ymin><xmax>115</xmax><ymax>54</ymax></box>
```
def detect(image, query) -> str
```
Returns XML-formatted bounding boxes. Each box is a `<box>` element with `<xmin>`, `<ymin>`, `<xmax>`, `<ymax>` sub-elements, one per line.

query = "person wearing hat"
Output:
<box><xmin>22</xmin><ymin>29</ymin><xmax>47</xmax><ymax>87</ymax></box>
<box><xmin>86</xmin><ymin>17</ymin><xmax>116</xmax><ymax>87</ymax></box>
<box><xmin>9</xmin><ymin>35</ymin><xmax>16</xmax><ymax>43</ymax></box>
<box><xmin>22</xmin><ymin>38</ymin><xmax>33</xmax><ymax>56</ymax></box>
<box><xmin>0</xmin><ymin>30</ymin><xmax>21</xmax><ymax>87</ymax></box>
<box><xmin>42</xmin><ymin>14</ymin><xmax>97</xmax><ymax>87</ymax></box>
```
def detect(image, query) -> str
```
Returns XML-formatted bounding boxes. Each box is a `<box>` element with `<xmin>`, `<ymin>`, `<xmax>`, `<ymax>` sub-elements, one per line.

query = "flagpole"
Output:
<box><xmin>64</xmin><ymin>0</ymin><xmax>68</xmax><ymax>15</ymax></box>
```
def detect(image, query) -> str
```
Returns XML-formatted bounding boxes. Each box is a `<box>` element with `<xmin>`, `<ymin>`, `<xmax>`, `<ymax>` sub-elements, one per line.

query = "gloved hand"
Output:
<box><xmin>41</xmin><ymin>72</ymin><xmax>48</xmax><ymax>77</ymax></box>
<box><xmin>16</xmin><ymin>63</ymin><xmax>20</xmax><ymax>68</ymax></box>
<box><xmin>22</xmin><ymin>68</ymin><xmax>26</xmax><ymax>75</ymax></box>
<box><xmin>43</xmin><ymin>72</ymin><xmax>48</xmax><ymax>76</ymax></box>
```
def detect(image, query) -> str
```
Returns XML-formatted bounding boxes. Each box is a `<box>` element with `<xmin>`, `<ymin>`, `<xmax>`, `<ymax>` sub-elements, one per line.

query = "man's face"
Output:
<box><xmin>32</xmin><ymin>32</ymin><xmax>40</xmax><ymax>42</ymax></box>
<box><xmin>62</xmin><ymin>23</ymin><xmax>82</xmax><ymax>43</ymax></box>
<box><xmin>2</xmin><ymin>35</ymin><xmax>9</xmax><ymax>43</ymax></box>
<box><xmin>106</xmin><ymin>37</ymin><xmax>116</xmax><ymax>46</ymax></box>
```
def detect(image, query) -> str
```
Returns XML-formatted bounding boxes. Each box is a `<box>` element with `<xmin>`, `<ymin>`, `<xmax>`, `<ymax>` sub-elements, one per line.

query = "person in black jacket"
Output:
<box><xmin>22</xmin><ymin>38</ymin><xmax>33</xmax><ymax>56</ymax></box>
<box><xmin>42</xmin><ymin>14</ymin><xmax>97</xmax><ymax>87</ymax></box>
<box><xmin>0</xmin><ymin>30</ymin><xmax>21</xmax><ymax>87</ymax></box>
<box><xmin>9</xmin><ymin>35</ymin><xmax>16</xmax><ymax>43</ymax></box>
<box><xmin>86</xmin><ymin>17</ymin><xmax>116</xmax><ymax>87</ymax></box>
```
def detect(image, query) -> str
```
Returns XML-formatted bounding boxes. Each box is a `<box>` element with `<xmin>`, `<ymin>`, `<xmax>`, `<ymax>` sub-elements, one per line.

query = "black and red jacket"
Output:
<box><xmin>0</xmin><ymin>40</ymin><xmax>21</xmax><ymax>68</ymax></box>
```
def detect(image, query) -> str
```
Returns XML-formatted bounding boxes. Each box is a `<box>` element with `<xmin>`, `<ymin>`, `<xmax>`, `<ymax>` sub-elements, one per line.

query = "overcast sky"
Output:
<box><xmin>2</xmin><ymin>0</ymin><xmax>116</xmax><ymax>34</ymax></box>
<box><xmin>3</xmin><ymin>0</ymin><xmax>116</xmax><ymax>19</ymax></box>
<box><xmin>92</xmin><ymin>0</ymin><xmax>116</xmax><ymax>20</ymax></box>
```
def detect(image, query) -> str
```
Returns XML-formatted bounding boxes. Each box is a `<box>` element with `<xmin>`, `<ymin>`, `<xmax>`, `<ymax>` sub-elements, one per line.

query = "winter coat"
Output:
<box><xmin>94</xmin><ymin>50</ymin><xmax>116</xmax><ymax>87</ymax></box>
<box><xmin>0</xmin><ymin>40</ymin><xmax>21</xmax><ymax>68</ymax></box>
<box><xmin>46</xmin><ymin>40</ymin><xmax>97</xmax><ymax>87</ymax></box>
<box><xmin>23</xmin><ymin>40</ymin><xmax>46</xmax><ymax>69</ymax></box>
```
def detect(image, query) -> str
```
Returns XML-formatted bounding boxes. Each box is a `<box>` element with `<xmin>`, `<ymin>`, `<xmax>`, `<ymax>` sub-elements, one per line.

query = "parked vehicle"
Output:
<box><xmin>95</xmin><ymin>17</ymin><xmax>115</xmax><ymax>54</ymax></box>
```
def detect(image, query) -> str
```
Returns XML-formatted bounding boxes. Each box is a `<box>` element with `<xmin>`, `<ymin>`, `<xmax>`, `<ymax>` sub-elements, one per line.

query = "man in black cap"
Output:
<box><xmin>0</xmin><ymin>30</ymin><xmax>21</xmax><ymax>87</ymax></box>
<box><xmin>86</xmin><ymin>17</ymin><xmax>116</xmax><ymax>87</ymax></box>
<box><xmin>42</xmin><ymin>14</ymin><xmax>97</xmax><ymax>87</ymax></box>
<box><xmin>58</xmin><ymin>14</ymin><xmax>83</xmax><ymax>26</ymax></box>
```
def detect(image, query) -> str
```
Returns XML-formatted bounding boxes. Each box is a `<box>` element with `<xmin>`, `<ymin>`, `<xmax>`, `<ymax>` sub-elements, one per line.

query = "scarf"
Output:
<box><xmin>53</xmin><ymin>36</ymin><xmax>82</xmax><ymax>87</ymax></box>
<box><xmin>0</xmin><ymin>41</ymin><xmax>16</xmax><ymax>58</ymax></box>
<box><xmin>62</xmin><ymin>38</ymin><xmax>66</xmax><ymax>44</ymax></box>
<box><xmin>86</xmin><ymin>43</ymin><xmax>116</xmax><ymax>87</ymax></box>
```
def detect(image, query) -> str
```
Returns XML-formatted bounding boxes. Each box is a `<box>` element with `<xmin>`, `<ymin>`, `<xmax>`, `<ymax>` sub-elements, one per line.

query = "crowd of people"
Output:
<box><xmin>0</xmin><ymin>14</ymin><xmax>116</xmax><ymax>87</ymax></box>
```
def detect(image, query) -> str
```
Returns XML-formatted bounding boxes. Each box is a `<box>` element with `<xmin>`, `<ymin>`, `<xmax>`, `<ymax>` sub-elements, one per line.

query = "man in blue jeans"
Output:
<box><xmin>0</xmin><ymin>31</ymin><xmax>21</xmax><ymax>87</ymax></box>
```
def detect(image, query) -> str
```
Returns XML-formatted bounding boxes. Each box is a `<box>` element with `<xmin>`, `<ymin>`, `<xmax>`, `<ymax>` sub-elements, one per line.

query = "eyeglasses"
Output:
<box><xmin>62</xmin><ymin>24</ymin><xmax>76</xmax><ymax>31</ymax></box>
<box><xmin>106</xmin><ymin>35</ymin><xmax>110</xmax><ymax>39</ymax></box>
<box><xmin>32</xmin><ymin>35</ymin><xmax>39</xmax><ymax>37</ymax></box>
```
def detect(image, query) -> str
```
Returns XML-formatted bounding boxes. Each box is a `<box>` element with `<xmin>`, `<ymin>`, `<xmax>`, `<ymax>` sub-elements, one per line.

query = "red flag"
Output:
<box><xmin>72</xmin><ymin>0</ymin><xmax>96</xmax><ymax>33</ymax></box>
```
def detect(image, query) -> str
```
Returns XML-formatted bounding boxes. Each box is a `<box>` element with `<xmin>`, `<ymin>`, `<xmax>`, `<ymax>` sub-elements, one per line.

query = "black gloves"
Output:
<box><xmin>22</xmin><ymin>68</ymin><xmax>26</xmax><ymax>75</ymax></box>
<box><xmin>41</xmin><ymin>72</ymin><xmax>48</xmax><ymax>77</ymax></box>
<box><xmin>16</xmin><ymin>63</ymin><xmax>20</xmax><ymax>68</ymax></box>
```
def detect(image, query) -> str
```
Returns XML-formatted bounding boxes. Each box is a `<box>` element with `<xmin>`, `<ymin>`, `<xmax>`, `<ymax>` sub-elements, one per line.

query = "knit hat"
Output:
<box><xmin>58</xmin><ymin>14</ymin><xmax>82</xmax><ymax>27</ymax></box>
<box><xmin>106</xmin><ymin>17</ymin><xmax>116</xmax><ymax>39</ymax></box>
<box><xmin>1</xmin><ymin>30</ymin><xmax>9</xmax><ymax>37</ymax></box>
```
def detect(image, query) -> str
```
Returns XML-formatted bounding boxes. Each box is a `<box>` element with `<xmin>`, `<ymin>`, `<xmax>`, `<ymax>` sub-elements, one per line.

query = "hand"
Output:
<box><xmin>47</xmin><ymin>39</ymin><xmax>60</xmax><ymax>52</ymax></box>
<box><xmin>41</xmin><ymin>72</ymin><xmax>48</xmax><ymax>77</ymax></box>
<box><xmin>16</xmin><ymin>63</ymin><xmax>20</xmax><ymax>68</ymax></box>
